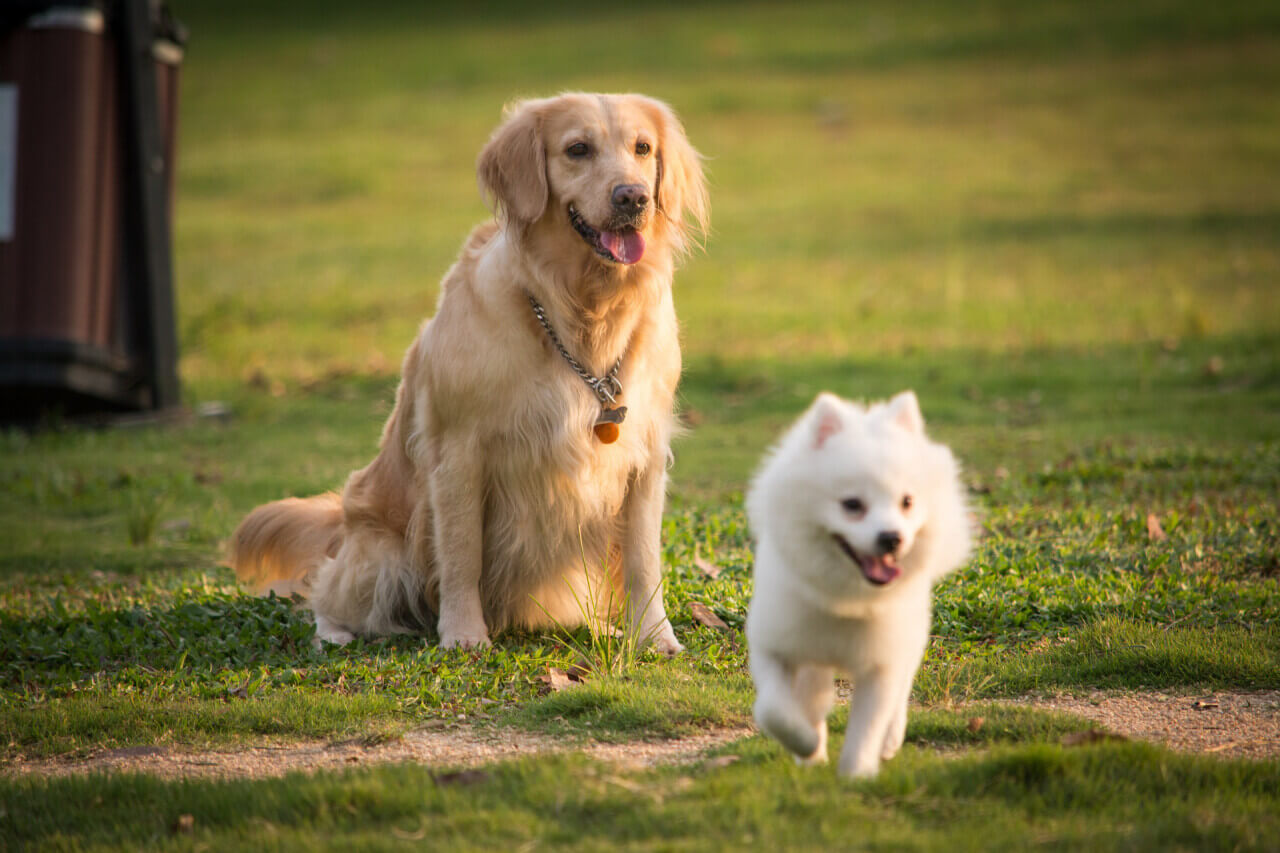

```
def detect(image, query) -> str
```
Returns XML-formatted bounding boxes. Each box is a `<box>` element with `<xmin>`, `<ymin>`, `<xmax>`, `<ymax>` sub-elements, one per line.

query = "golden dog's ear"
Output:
<box><xmin>638</xmin><ymin>96</ymin><xmax>710</xmax><ymax>253</ymax></box>
<box><xmin>477</xmin><ymin>99</ymin><xmax>549</xmax><ymax>227</ymax></box>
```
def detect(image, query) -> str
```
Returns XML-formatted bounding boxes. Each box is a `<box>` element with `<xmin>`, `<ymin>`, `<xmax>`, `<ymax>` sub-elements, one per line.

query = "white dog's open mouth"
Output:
<box><xmin>568</xmin><ymin>205</ymin><xmax>645</xmax><ymax>265</ymax></box>
<box><xmin>832</xmin><ymin>534</ymin><xmax>901</xmax><ymax>586</ymax></box>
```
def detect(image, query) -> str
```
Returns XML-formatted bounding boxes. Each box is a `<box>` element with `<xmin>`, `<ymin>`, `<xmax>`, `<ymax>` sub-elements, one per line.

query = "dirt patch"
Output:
<box><xmin>5</xmin><ymin>690</ymin><xmax>1276</xmax><ymax>781</ymax></box>
<box><xmin>1008</xmin><ymin>689</ymin><xmax>1280</xmax><ymax>760</ymax></box>
<box><xmin>2</xmin><ymin>724</ymin><xmax>755</xmax><ymax>781</ymax></box>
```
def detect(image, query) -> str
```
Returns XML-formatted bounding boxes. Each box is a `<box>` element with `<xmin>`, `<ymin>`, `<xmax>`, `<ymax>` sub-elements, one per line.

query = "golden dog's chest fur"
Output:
<box><xmin>229</xmin><ymin>94</ymin><xmax>706</xmax><ymax>650</ymax></box>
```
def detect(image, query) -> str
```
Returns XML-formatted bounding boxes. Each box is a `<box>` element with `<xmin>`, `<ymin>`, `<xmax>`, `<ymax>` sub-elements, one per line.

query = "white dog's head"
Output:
<box><xmin>749</xmin><ymin>390</ymin><xmax>971</xmax><ymax>596</ymax></box>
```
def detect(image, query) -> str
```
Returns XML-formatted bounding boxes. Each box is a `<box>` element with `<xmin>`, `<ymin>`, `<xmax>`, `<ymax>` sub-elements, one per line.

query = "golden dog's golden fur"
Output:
<box><xmin>228</xmin><ymin>93</ymin><xmax>708</xmax><ymax>651</ymax></box>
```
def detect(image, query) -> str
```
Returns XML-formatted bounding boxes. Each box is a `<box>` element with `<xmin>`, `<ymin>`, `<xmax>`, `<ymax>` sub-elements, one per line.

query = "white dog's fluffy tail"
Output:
<box><xmin>227</xmin><ymin>493</ymin><xmax>343</xmax><ymax>598</ymax></box>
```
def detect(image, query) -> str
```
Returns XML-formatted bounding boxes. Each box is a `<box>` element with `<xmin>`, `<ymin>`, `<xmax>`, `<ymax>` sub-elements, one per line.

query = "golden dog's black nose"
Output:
<box><xmin>611</xmin><ymin>183</ymin><xmax>650</xmax><ymax>213</ymax></box>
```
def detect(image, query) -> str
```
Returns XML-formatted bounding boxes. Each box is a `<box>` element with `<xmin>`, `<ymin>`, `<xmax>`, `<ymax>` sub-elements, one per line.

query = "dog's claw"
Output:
<box><xmin>646</xmin><ymin>620</ymin><xmax>684</xmax><ymax>655</ymax></box>
<box><xmin>438</xmin><ymin>632</ymin><xmax>491</xmax><ymax>650</ymax></box>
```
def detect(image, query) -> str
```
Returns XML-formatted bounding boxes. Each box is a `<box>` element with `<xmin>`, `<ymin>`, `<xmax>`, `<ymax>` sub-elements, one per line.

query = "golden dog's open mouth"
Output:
<box><xmin>832</xmin><ymin>533</ymin><xmax>901</xmax><ymax>586</ymax></box>
<box><xmin>568</xmin><ymin>205</ymin><xmax>645</xmax><ymax>265</ymax></box>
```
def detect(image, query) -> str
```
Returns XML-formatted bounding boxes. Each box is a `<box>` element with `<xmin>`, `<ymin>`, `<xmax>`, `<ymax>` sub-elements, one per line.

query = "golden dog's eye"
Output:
<box><xmin>566</xmin><ymin>142</ymin><xmax>590</xmax><ymax>158</ymax></box>
<box><xmin>841</xmin><ymin>497</ymin><xmax>865</xmax><ymax>515</ymax></box>
<box><xmin>635</xmin><ymin>141</ymin><xmax>651</xmax><ymax>157</ymax></box>
<box><xmin>901</xmin><ymin>495</ymin><xmax>913</xmax><ymax>511</ymax></box>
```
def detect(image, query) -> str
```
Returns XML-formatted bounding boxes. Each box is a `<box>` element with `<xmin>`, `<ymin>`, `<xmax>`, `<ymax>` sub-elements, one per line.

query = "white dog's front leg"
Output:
<box><xmin>429</xmin><ymin>434</ymin><xmax>490</xmax><ymax>649</ymax></box>
<box><xmin>751</xmin><ymin>652</ymin><xmax>822</xmax><ymax>759</ymax></box>
<box><xmin>793</xmin><ymin>664</ymin><xmax>836</xmax><ymax>765</ymax></box>
<box><xmin>838</xmin><ymin>666</ymin><xmax>901</xmax><ymax>779</ymax></box>
<box><xmin>621</xmin><ymin>462</ymin><xmax>682</xmax><ymax>654</ymax></box>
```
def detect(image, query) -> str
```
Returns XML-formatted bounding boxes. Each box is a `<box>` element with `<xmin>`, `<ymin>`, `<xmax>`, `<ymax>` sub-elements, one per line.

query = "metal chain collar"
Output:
<box><xmin>527</xmin><ymin>293</ymin><xmax>623</xmax><ymax>405</ymax></box>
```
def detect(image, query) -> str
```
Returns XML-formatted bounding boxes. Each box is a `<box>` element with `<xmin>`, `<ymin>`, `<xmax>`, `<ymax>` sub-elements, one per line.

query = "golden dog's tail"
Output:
<box><xmin>227</xmin><ymin>493</ymin><xmax>344</xmax><ymax>598</ymax></box>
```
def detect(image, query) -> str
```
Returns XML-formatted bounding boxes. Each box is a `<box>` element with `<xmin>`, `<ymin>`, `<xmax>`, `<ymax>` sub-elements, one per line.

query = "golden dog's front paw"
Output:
<box><xmin>438</xmin><ymin>630</ymin><xmax>491</xmax><ymax>650</ymax></box>
<box><xmin>649</xmin><ymin>621</ymin><xmax>684</xmax><ymax>655</ymax></box>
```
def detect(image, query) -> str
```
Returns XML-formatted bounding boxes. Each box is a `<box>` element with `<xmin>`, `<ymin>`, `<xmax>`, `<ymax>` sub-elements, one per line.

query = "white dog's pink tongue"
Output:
<box><xmin>860</xmin><ymin>555</ymin><xmax>900</xmax><ymax>586</ymax></box>
<box><xmin>600</xmin><ymin>229</ymin><xmax>645</xmax><ymax>264</ymax></box>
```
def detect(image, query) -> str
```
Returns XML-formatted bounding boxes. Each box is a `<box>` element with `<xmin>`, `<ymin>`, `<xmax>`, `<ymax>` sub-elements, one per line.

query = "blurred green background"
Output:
<box><xmin>170</xmin><ymin>0</ymin><xmax>1279</xmax><ymax>493</ymax></box>
<box><xmin>6</xmin><ymin>0</ymin><xmax>1279</xmax><ymax>570</ymax></box>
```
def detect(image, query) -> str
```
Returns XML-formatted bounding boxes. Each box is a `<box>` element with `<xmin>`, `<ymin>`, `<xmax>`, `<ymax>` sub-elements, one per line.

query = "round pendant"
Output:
<box><xmin>593</xmin><ymin>422</ymin><xmax>620</xmax><ymax>443</ymax></box>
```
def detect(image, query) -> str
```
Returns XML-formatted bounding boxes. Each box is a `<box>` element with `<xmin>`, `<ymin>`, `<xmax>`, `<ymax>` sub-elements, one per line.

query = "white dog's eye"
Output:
<box><xmin>635</xmin><ymin>140</ymin><xmax>651</xmax><ymax>157</ymax></box>
<box><xmin>841</xmin><ymin>497</ymin><xmax>866</xmax><ymax>515</ymax></box>
<box><xmin>566</xmin><ymin>142</ymin><xmax>590</xmax><ymax>158</ymax></box>
<box><xmin>901</xmin><ymin>494</ymin><xmax>913</xmax><ymax>511</ymax></box>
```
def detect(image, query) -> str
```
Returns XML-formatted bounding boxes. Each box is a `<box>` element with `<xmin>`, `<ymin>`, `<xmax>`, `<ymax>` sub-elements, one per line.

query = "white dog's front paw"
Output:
<box><xmin>756</xmin><ymin>702</ymin><xmax>821</xmax><ymax>759</ymax></box>
<box><xmin>796</xmin><ymin>721</ymin><xmax>829</xmax><ymax>766</ymax></box>
<box><xmin>313</xmin><ymin>614</ymin><xmax>355</xmax><ymax>648</ymax></box>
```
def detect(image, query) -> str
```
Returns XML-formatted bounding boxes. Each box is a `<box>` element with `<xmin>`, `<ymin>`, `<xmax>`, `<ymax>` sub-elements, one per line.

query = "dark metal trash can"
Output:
<box><xmin>0</xmin><ymin>0</ymin><xmax>183</xmax><ymax>421</ymax></box>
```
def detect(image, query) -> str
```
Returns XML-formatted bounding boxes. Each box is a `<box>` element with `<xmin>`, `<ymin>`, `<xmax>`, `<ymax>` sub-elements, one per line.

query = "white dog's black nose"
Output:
<box><xmin>876</xmin><ymin>531</ymin><xmax>902</xmax><ymax>555</ymax></box>
<box><xmin>611</xmin><ymin>183</ymin><xmax>650</xmax><ymax>213</ymax></box>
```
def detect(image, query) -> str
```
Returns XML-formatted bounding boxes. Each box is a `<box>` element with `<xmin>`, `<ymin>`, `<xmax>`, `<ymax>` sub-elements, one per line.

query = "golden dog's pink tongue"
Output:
<box><xmin>600</xmin><ymin>230</ymin><xmax>645</xmax><ymax>264</ymax></box>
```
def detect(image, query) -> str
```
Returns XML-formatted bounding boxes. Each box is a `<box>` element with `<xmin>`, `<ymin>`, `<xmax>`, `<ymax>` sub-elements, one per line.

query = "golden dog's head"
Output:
<box><xmin>478</xmin><ymin>93</ymin><xmax>709</xmax><ymax>267</ymax></box>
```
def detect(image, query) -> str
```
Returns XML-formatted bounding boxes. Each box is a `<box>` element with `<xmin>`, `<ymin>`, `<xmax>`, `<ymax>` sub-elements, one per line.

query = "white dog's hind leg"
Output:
<box><xmin>793</xmin><ymin>664</ymin><xmax>835</xmax><ymax>765</ymax></box>
<box><xmin>837</xmin><ymin>668</ymin><xmax>902</xmax><ymax>779</ymax></box>
<box><xmin>751</xmin><ymin>652</ymin><xmax>822</xmax><ymax>759</ymax></box>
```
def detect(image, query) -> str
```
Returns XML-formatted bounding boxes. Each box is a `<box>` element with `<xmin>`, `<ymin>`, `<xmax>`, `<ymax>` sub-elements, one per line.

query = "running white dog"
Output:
<box><xmin>746</xmin><ymin>391</ymin><xmax>971</xmax><ymax>778</ymax></box>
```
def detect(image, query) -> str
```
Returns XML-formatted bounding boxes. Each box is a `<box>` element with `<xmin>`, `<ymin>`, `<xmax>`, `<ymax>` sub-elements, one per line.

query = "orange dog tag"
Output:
<box><xmin>594</xmin><ymin>406</ymin><xmax>627</xmax><ymax>443</ymax></box>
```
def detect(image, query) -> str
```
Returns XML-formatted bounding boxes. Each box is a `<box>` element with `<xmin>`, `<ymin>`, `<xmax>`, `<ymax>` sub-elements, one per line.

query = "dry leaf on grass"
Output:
<box><xmin>967</xmin><ymin>717</ymin><xmax>985</xmax><ymax>733</ymax></box>
<box><xmin>1146</xmin><ymin>513</ymin><xmax>1167</xmax><ymax>542</ymax></box>
<box><xmin>690</xmin><ymin>602</ymin><xmax>729</xmax><ymax>631</ymax></box>
<box><xmin>171</xmin><ymin>814</ymin><xmax>195</xmax><ymax>835</ymax></box>
<box><xmin>536</xmin><ymin>665</ymin><xmax>584</xmax><ymax>693</ymax></box>
<box><xmin>694</xmin><ymin>556</ymin><xmax>722</xmax><ymax>580</ymax></box>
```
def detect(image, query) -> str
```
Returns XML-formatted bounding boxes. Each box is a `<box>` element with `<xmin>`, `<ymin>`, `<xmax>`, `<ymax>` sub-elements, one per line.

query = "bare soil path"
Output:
<box><xmin>4</xmin><ymin>690</ymin><xmax>1276</xmax><ymax>780</ymax></box>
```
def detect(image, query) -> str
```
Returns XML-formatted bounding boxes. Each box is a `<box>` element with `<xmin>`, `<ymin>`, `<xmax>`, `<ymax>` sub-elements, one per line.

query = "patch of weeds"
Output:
<box><xmin>500</xmin><ymin>657</ymin><xmax>752</xmax><ymax>742</ymax></box>
<box><xmin>920</xmin><ymin>617</ymin><xmax>1280</xmax><ymax>699</ymax></box>
<box><xmin>124</xmin><ymin>487</ymin><xmax>166</xmax><ymax>547</ymax></box>
<box><xmin>904</xmin><ymin>704</ymin><xmax>1100</xmax><ymax>748</ymax></box>
<box><xmin>531</xmin><ymin>535</ymin><xmax>660</xmax><ymax>679</ymax></box>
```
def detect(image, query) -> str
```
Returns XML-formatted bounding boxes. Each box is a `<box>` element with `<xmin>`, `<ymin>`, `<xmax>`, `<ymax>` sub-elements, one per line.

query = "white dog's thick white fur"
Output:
<box><xmin>746</xmin><ymin>391</ymin><xmax>971</xmax><ymax>778</ymax></box>
<box><xmin>228</xmin><ymin>94</ymin><xmax>708</xmax><ymax>653</ymax></box>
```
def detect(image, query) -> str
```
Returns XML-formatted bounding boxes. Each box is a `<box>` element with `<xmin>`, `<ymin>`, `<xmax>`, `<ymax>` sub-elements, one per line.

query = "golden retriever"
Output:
<box><xmin>228</xmin><ymin>93</ymin><xmax>708</xmax><ymax>652</ymax></box>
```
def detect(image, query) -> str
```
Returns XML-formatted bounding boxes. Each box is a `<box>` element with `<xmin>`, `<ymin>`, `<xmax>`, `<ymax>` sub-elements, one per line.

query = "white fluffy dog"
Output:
<box><xmin>746</xmin><ymin>390</ymin><xmax>971</xmax><ymax>778</ymax></box>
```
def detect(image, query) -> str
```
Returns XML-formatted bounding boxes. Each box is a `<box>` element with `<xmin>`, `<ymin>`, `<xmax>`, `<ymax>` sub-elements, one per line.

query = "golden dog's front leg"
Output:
<box><xmin>429</xmin><ymin>433</ymin><xmax>490</xmax><ymax>649</ymax></box>
<box><xmin>621</xmin><ymin>462</ymin><xmax>683</xmax><ymax>654</ymax></box>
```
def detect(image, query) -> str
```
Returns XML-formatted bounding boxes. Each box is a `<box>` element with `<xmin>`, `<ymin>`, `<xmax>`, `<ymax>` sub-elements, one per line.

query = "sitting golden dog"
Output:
<box><xmin>229</xmin><ymin>93</ymin><xmax>708</xmax><ymax>652</ymax></box>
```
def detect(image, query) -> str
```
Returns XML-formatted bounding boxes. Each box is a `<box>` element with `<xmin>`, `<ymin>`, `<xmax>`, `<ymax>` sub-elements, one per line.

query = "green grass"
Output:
<box><xmin>3</xmin><ymin>741</ymin><xmax>1278</xmax><ymax>851</ymax></box>
<box><xmin>3</xmin><ymin>0</ymin><xmax>1280</xmax><ymax>847</ymax></box>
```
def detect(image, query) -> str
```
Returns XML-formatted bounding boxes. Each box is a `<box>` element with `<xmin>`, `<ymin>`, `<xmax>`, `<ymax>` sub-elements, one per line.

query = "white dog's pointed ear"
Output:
<box><xmin>810</xmin><ymin>392</ymin><xmax>846</xmax><ymax>449</ymax></box>
<box><xmin>477</xmin><ymin>99</ymin><xmax>549</xmax><ymax>228</ymax></box>
<box><xmin>887</xmin><ymin>391</ymin><xmax>925</xmax><ymax>434</ymax></box>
